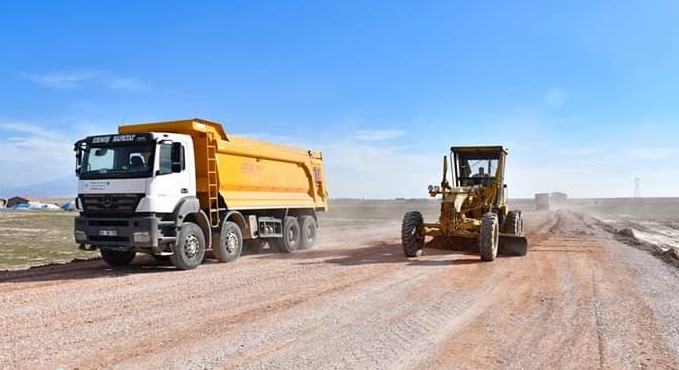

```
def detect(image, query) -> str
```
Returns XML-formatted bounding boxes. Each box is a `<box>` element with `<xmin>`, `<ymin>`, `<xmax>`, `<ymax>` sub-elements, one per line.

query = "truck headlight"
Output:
<box><xmin>434</xmin><ymin>185</ymin><xmax>441</xmax><ymax>193</ymax></box>
<box><xmin>75</xmin><ymin>230</ymin><xmax>87</xmax><ymax>242</ymax></box>
<box><xmin>133</xmin><ymin>232</ymin><xmax>150</xmax><ymax>243</ymax></box>
<box><xmin>428</xmin><ymin>185</ymin><xmax>434</xmax><ymax>192</ymax></box>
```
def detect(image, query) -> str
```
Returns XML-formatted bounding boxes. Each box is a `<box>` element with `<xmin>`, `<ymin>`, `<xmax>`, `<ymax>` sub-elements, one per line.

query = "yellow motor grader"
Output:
<box><xmin>401</xmin><ymin>146</ymin><xmax>527</xmax><ymax>261</ymax></box>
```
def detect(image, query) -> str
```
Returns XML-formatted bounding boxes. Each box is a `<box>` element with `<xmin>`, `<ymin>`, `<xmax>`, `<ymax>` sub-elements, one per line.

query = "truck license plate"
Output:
<box><xmin>99</xmin><ymin>230</ymin><xmax>117</xmax><ymax>236</ymax></box>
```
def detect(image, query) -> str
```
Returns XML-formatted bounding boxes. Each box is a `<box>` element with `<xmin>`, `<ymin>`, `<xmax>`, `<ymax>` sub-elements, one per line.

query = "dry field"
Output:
<box><xmin>0</xmin><ymin>211</ymin><xmax>91</xmax><ymax>270</ymax></box>
<box><xmin>1</xmin><ymin>199</ymin><xmax>679</xmax><ymax>369</ymax></box>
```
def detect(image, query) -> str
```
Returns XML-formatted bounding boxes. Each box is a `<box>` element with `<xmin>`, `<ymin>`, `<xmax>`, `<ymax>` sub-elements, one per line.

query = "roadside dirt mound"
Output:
<box><xmin>584</xmin><ymin>214</ymin><xmax>679</xmax><ymax>268</ymax></box>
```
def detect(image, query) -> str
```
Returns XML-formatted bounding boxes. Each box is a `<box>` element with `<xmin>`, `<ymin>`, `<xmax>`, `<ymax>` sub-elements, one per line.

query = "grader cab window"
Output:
<box><xmin>456</xmin><ymin>154</ymin><xmax>500</xmax><ymax>187</ymax></box>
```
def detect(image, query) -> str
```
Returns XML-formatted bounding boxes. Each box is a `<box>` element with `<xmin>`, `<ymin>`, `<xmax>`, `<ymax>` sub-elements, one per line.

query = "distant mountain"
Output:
<box><xmin>1</xmin><ymin>176</ymin><xmax>76</xmax><ymax>199</ymax></box>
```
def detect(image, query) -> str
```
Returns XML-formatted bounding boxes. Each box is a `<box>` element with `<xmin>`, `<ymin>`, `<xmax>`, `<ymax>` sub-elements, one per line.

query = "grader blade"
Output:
<box><xmin>498</xmin><ymin>234</ymin><xmax>528</xmax><ymax>257</ymax></box>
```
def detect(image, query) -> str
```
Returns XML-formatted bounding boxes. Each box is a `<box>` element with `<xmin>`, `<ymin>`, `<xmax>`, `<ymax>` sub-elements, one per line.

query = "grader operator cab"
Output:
<box><xmin>401</xmin><ymin>145</ymin><xmax>528</xmax><ymax>261</ymax></box>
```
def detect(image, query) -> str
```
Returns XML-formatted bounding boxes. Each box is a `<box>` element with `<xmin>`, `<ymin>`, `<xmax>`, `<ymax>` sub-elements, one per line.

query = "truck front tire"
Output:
<box><xmin>170</xmin><ymin>222</ymin><xmax>206</xmax><ymax>270</ymax></box>
<box><xmin>100</xmin><ymin>248</ymin><xmax>136</xmax><ymax>267</ymax></box>
<box><xmin>214</xmin><ymin>221</ymin><xmax>243</xmax><ymax>263</ymax></box>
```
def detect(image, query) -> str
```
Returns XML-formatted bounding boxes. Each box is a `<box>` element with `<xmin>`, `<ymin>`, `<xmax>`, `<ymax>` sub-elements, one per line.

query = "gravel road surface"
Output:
<box><xmin>1</xmin><ymin>210</ymin><xmax>678</xmax><ymax>369</ymax></box>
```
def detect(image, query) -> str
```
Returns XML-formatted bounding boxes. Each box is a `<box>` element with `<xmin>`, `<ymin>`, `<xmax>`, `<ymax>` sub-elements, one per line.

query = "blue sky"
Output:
<box><xmin>1</xmin><ymin>0</ymin><xmax>678</xmax><ymax>198</ymax></box>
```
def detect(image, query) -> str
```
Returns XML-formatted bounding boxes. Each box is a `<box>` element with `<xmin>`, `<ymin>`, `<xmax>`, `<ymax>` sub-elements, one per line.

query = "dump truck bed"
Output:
<box><xmin>119</xmin><ymin>118</ymin><xmax>328</xmax><ymax>212</ymax></box>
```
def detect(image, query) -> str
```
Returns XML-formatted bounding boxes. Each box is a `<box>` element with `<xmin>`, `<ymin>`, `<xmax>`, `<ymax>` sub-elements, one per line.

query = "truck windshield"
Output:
<box><xmin>79</xmin><ymin>144</ymin><xmax>155</xmax><ymax>179</ymax></box>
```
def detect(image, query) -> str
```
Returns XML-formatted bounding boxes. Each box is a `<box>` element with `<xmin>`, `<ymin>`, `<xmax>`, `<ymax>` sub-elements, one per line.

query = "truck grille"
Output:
<box><xmin>80</xmin><ymin>194</ymin><xmax>144</xmax><ymax>214</ymax></box>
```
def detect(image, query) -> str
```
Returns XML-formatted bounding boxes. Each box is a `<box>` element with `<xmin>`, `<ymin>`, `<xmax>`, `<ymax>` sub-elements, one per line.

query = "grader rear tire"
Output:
<box><xmin>506</xmin><ymin>211</ymin><xmax>524</xmax><ymax>236</ymax></box>
<box><xmin>479</xmin><ymin>212</ymin><xmax>499</xmax><ymax>262</ymax></box>
<box><xmin>402</xmin><ymin>211</ymin><xmax>424</xmax><ymax>257</ymax></box>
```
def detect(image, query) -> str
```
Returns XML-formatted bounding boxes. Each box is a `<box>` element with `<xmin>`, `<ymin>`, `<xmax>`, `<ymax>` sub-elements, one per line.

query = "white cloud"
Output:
<box><xmin>0</xmin><ymin>121</ymin><xmax>73</xmax><ymax>193</ymax></box>
<box><xmin>322</xmin><ymin>140</ymin><xmax>439</xmax><ymax>199</ymax></box>
<box><xmin>27</xmin><ymin>69</ymin><xmax>150</xmax><ymax>92</ymax></box>
<box><xmin>352</xmin><ymin>129</ymin><xmax>405</xmax><ymax>141</ymax></box>
<box><xmin>545</xmin><ymin>88</ymin><xmax>567</xmax><ymax>108</ymax></box>
<box><xmin>628</xmin><ymin>148</ymin><xmax>677</xmax><ymax>160</ymax></box>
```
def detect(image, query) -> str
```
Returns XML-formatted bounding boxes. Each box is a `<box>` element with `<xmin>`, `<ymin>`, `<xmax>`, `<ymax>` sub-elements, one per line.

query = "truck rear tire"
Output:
<box><xmin>402</xmin><ymin>211</ymin><xmax>424</xmax><ymax>257</ymax></box>
<box><xmin>100</xmin><ymin>248</ymin><xmax>136</xmax><ymax>267</ymax></box>
<box><xmin>170</xmin><ymin>222</ymin><xmax>206</xmax><ymax>270</ymax></box>
<box><xmin>299</xmin><ymin>216</ymin><xmax>317</xmax><ymax>250</ymax></box>
<box><xmin>479</xmin><ymin>213</ymin><xmax>499</xmax><ymax>261</ymax></box>
<box><xmin>271</xmin><ymin>216</ymin><xmax>301</xmax><ymax>253</ymax></box>
<box><xmin>214</xmin><ymin>221</ymin><xmax>243</xmax><ymax>263</ymax></box>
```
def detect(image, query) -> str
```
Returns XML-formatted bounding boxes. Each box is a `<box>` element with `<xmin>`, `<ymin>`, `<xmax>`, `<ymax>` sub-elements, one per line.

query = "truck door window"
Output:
<box><xmin>158</xmin><ymin>143</ymin><xmax>173</xmax><ymax>175</ymax></box>
<box><xmin>171</xmin><ymin>142</ymin><xmax>185</xmax><ymax>171</ymax></box>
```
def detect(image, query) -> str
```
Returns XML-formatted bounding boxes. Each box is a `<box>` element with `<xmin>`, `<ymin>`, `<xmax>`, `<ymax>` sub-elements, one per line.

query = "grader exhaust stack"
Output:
<box><xmin>401</xmin><ymin>145</ymin><xmax>527</xmax><ymax>261</ymax></box>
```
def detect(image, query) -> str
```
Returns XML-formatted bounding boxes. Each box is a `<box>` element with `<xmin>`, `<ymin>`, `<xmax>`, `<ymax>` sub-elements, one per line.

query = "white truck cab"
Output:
<box><xmin>74</xmin><ymin>132</ymin><xmax>210</xmax><ymax>269</ymax></box>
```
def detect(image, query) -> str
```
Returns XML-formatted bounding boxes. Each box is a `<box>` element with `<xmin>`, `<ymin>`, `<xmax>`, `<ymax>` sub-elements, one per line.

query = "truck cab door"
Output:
<box><xmin>150</xmin><ymin>141</ymin><xmax>194</xmax><ymax>212</ymax></box>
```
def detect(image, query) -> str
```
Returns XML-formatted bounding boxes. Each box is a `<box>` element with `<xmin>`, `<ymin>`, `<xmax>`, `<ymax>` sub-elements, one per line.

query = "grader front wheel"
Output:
<box><xmin>479</xmin><ymin>213</ymin><xmax>499</xmax><ymax>261</ymax></box>
<box><xmin>402</xmin><ymin>211</ymin><xmax>424</xmax><ymax>257</ymax></box>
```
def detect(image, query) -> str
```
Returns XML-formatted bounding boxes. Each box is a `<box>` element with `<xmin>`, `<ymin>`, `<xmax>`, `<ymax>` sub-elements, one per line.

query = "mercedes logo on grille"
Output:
<box><xmin>102</xmin><ymin>196</ymin><xmax>114</xmax><ymax>208</ymax></box>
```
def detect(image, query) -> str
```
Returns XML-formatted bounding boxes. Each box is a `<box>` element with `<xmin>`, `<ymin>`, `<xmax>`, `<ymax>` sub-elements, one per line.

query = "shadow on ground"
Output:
<box><xmin>252</xmin><ymin>239</ymin><xmax>517</xmax><ymax>267</ymax></box>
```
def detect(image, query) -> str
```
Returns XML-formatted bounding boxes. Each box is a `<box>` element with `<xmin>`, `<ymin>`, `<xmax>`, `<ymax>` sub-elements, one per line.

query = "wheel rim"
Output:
<box><xmin>184</xmin><ymin>234</ymin><xmax>199</xmax><ymax>258</ymax></box>
<box><xmin>226</xmin><ymin>231</ymin><xmax>238</xmax><ymax>253</ymax></box>
<box><xmin>306</xmin><ymin>224</ymin><xmax>315</xmax><ymax>242</ymax></box>
<box><xmin>287</xmin><ymin>228</ymin><xmax>295</xmax><ymax>243</ymax></box>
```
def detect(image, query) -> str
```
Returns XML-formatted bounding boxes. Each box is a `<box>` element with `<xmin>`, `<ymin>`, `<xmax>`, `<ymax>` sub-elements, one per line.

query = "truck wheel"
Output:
<box><xmin>214</xmin><ymin>221</ymin><xmax>243</xmax><ymax>263</ymax></box>
<box><xmin>479</xmin><ymin>212</ymin><xmax>499</xmax><ymax>261</ymax></box>
<box><xmin>506</xmin><ymin>211</ymin><xmax>524</xmax><ymax>237</ymax></box>
<box><xmin>272</xmin><ymin>216</ymin><xmax>301</xmax><ymax>253</ymax></box>
<box><xmin>100</xmin><ymin>248</ymin><xmax>136</xmax><ymax>267</ymax></box>
<box><xmin>402</xmin><ymin>211</ymin><xmax>424</xmax><ymax>257</ymax></box>
<box><xmin>299</xmin><ymin>216</ymin><xmax>317</xmax><ymax>250</ymax></box>
<box><xmin>170</xmin><ymin>222</ymin><xmax>206</xmax><ymax>270</ymax></box>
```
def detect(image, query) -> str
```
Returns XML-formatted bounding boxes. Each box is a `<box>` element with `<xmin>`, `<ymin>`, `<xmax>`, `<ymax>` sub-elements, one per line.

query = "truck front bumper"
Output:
<box><xmin>75</xmin><ymin>215</ymin><xmax>170</xmax><ymax>249</ymax></box>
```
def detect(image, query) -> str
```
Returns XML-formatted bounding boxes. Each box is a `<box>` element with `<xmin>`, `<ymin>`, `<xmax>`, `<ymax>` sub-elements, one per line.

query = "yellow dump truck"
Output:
<box><xmin>73</xmin><ymin>118</ymin><xmax>328</xmax><ymax>269</ymax></box>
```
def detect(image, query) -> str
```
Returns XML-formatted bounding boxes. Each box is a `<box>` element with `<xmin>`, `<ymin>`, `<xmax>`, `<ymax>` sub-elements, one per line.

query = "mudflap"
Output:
<box><xmin>498</xmin><ymin>234</ymin><xmax>528</xmax><ymax>257</ymax></box>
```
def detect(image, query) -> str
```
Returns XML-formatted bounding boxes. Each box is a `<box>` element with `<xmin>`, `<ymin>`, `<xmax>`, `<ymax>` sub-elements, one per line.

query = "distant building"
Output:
<box><xmin>6</xmin><ymin>196</ymin><xmax>35</xmax><ymax>208</ymax></box>
<box><xmin>0</xmin><ymin>198</ymin><xmax>6</xmax><ymax>208</ymax></box>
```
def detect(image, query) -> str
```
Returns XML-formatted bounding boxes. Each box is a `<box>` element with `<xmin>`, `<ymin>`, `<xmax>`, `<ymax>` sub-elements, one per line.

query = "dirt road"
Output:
<box><xmin>2</xmin><ymin>210</ymin><xmax>678</xmax><ymax>369</ymax></box>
